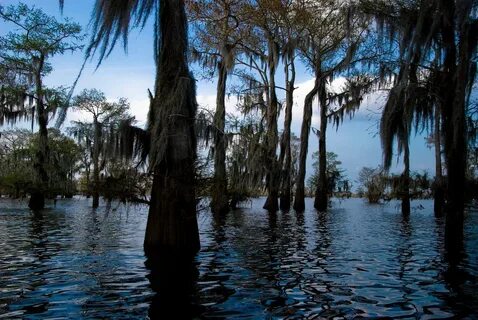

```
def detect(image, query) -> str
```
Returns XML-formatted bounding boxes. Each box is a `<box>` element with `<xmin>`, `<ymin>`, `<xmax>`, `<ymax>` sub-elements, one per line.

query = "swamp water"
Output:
<box><xmin>0</xmin><ymin>198</ymin><xmax>477</xmax><ymax>319</ymax></box>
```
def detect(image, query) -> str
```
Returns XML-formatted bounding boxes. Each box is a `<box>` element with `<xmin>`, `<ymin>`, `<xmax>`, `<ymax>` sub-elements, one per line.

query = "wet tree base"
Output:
<box><xmin>28</xmin><ymin>192</ymin><xmax>45</xmax><ymax>210</ymax></box>
<box><xmin>402</xmin><ymin>197</ymin><xmax>410</xmax><ymax>215</ymax></box>
<box><xmin>210</xmin><ymin>195</ymin><xmax>230</xmax><ymax>215</ymax></box>
<box><xmin>279</xmin><ymin>195</ymin><xmax>291</xmax><ymax>211</ymax></box>
<box><xmin>293</xmin><ymin>195</ymin><xmax>305</xmax><ymax>212</ymax></box>
<box><xmin>263</xmin><ymin>195</ymin><xmax>279</xmax><ymax>212</ymax></box>
<box><xmin>293</xmin><ymin>187</ymin><xmax>306</xmax><ymax>212</ymax></box>
<box><xmin>314</xmin><ymin>191</ymin><xmax>328</xmax><ymax>211</ymax></box>
<box><xmin>434</xmin><ymin>187</ymin><xmax>445</xmax><ymax>216</ymax></box>
<box><xmin>92</xmin><ymin>195</ymin><xmax>99</xmax><ymax>208</ymax></box>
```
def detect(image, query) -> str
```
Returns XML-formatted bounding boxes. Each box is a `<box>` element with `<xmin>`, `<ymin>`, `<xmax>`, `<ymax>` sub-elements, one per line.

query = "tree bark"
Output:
<box><xmin>29</xmin><ymin>54</ymin><xmax>48</xmax><ymax>211</ymax></box>
<box><xmin>293</xmin><ymin>76</ymin><xmax>319</xmax><ymax>212</ymax></box>
<box><xmin>263</xmin><ymin>37</ymin><xmax>280</xmax><ymax>213</ymax></box>
<box><xmin>210</xmin><ymin>60</ymin><xmax>229</xmax><ymax>215</ymax></box>
<box><xmin>433</xmin><ymin>107</ymin><xmax>445</xmax><ymax>216</ymax></box>
<box><xmin>314</xmin><ymin>78</ymin><xmax>328</xmax><ymax>211</ymax></box>
<box><xmin>279</xmin><ymin>58</ymin><xmax>295</xmax><ymax>211</ymax></box>
<box><xmin>144</xmin><ymin>0</ymin><xmax>200</xmax><ymax>256</ymax></box>
<box><xmin>401</xmin><ymin>138</ymin><xmax>411</xmax><ymax>215</ymax></box>
<box><xmin>444</xmin><ymin>36</ymin><xmax>469</xmax><ymax>248</ymax></box>
<box><xmin>92</xmin><ymin>118</ymin><xmax>100</xmax><ymax>208</ymax></box>
<box><xmin>440</xmin><ymin>0</ymin><xmax>468</xmax><ymax>249</ymax></box>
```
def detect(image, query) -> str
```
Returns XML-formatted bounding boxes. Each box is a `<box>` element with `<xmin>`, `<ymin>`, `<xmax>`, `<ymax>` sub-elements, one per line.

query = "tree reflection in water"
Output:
<box><xmin>145</xmin><ymin>250</ymin><xmax>201</xmax><ymax>319</ymax></box>
<box><xmin>441</xmin><ymin>213</ymin><xmax>476</xmax><ymax>318</ymax></box>
<box><xmin>0</xmin><ymin>199</ymin><xmax>476</xmax><ymax>318</ymax></box>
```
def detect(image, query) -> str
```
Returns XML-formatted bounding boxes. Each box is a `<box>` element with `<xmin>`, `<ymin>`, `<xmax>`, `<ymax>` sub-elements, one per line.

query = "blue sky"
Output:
<box><xmin>0</xmin><ymin>0</ymin><xmax>436</xmax><ymax>186</ymax></box>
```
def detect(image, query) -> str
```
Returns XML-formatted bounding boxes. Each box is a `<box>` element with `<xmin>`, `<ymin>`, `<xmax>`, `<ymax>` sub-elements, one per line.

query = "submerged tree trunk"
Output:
<box><xmin>29</xmin><ymin>55</ymin><xmax>48</xmax><ymax>211</ymax></box>
<box><xmin>294</xmin><ymin>77</ymin><xmax>319</xmax><ymax>212</ymax></box>
<box><xmin>401</xmin><ymin>138</ymin><xmax>411</xmax><ymax>215</ymax></box>
<box><xmin>210</xmin><ymin>61</ymin><xmax>229</xmax><ymax>215</ymax></box>
<box><xmin>29</xmin><ymin>113</ymin><xmax>48</xmax><ymax>210</ymax></box>
<box><xmin>314</xmin><ymin>79</ymin><xmax>328</xmax><ymax>211</ymax></box>
<box><xmin>440</xmin><ymin>0</ymin><xmax>469</xmax><ymax>249</ymax></box>
<box><xmin>211</xmin><ymin>7</ymin><xmax>232</xmax><ymax>215</ymax></box>
<box><xmin>434</xmin><ymin>107</ymin><xmax>445</xmax><ymax>216</ymax></box>
<box><xmin>279</xmin><ymin>58</ymin><xmax>295</xmax><ymax>211</ymax></box>
<box><xmin>263</xmin><ymin>38</ymin><xmax>280</xmax><ymax>213</ymax></box>
<box><xmin>444</xmin><ymin>46</ymin><xmax>468</xmax><ymax>248</ymax></box>
<box><xmin>144</xmin><ymin>0</ymin><xmax>200</xmax><ymax>256</ymax></box>
<box><xmin>92</xmin><ymin>118</ymin><xmax>100</xmax><ymax>208</ymax></box>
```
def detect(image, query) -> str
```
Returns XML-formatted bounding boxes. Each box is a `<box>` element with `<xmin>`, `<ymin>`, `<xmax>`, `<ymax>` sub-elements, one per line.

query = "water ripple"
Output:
<box><xmin>0</xmin><ymin>198</ymin><xmax>477</xmax><ymax>319</ymax></box>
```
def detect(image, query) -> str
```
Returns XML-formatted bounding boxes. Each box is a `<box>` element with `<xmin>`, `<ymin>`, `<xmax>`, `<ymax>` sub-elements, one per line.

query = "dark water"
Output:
<box><xmin>0</xmin><ymin>198</ymin><xmax>477</xmax><ymax>319</ymax></box>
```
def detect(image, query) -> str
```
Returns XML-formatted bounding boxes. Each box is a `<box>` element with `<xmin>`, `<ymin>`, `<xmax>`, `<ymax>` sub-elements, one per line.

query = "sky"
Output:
<box><xmin>0</xmin><ymin>0</ymin><xmax>436</xmax><ymax>186</ymax></box>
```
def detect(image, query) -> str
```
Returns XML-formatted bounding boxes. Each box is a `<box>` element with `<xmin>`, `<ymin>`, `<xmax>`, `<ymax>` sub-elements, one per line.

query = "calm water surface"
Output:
<box><xmin>0</xmin><ymin>198</ymin><xmax>477</xmax><ymax>319</ymax></box>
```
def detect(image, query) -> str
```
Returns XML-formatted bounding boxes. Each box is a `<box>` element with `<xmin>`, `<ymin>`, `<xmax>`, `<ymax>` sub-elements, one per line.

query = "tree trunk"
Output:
<box><xmin>434</xmin><ymin>107</ymin><xmax>445</xmax><ymax>216</ymax></box>
<box><xmin>401</xmin><ymin>138</ymin><xmax>411</xmax><ymax>215</ymax></box>
<box><xmin>84</xmin><ymin>155</ymin><xmax>91</xmax><ymax>197</ymax></box>
<box><xmin>263</xmin><ymin>37</ymin><xmax>280</xmax><ymax>213</ymax></box>
<box><xmin>314</xmin><ymin>79</ymin><xmax>328</xmax><ymax>211</ymax></box>
<box><xmin>440</xmin><ymin>0</ymin><xmax>468</xmax><ymax>249</ymax></box>
<box><xmin>293</xmin><ymin>76</ymin><xmax>319</xmax><ymax>212</ymax></box>
<box><xmin>444</xmin><ymin>39</ymin><xmax>469</xmax><ymax>248</ymax></box>
<box><xmin>144</xmin><ymin>0</ymin><xmax>200</xmax><ymax>256</ymax></box>
<box><xmin>92</xmin><ymin>118</ymin><xmax>100</xmax><ymax>208</ymax></box>
<box><xmin>279</xmin><ymin>58</ymin><xmax>295</xmax><ymax>211</ymax></box>
<box><xmin>29</xmin><ymin>55</ymin><xmax>48</xmax><ymax>211</ymax></box>
<box><xmin>210</xmin><ymin>60</ymin><xmax>229</xmax><ymax>215</ymax></box>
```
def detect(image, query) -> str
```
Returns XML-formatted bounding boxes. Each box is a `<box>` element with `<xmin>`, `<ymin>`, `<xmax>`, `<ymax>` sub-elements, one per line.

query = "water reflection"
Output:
<box><xmin>25</xmin><ymin>212</ymin><xmax>51</xmax><ymax>316</ymax></box>
<box><xmin>440</xmin><ymin>212</ymin><xmax>477</xmax><ymax>318</ymax></box>
<box><xmin>145</xmin><ymin>251</ymin><xmax>200</xmax><ymax>319</ymax></box>
<box><xmin>0</xmin><ymin>198</ymin><xmax>477</xmax><ymax>318</ymax></box>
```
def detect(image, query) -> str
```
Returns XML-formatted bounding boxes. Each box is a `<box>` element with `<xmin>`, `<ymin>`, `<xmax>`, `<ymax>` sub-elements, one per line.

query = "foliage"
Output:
<box><xmin>39</xmin><ymin>128</ymin><xmax>82</xmax><ymax>197</ymax></box>
<box><xmin>188</xmin><ymin>0</ymin><xmax>245</xmax><ymax>78</ymax></box>
<box><xmin>0</xmin><ymin>128</ymin><xmax>81</xmax><ymax>198</ymax></box>
<box><xmin>307</xmin><ymin>152</ymin><xmax>349</xmax><ymax>197</ymax></box>
<box><xmin>357</xmin><ymin>166</ymin><xmax>387</xmax><ymax>203</ymax></box>
<box><xmin>100</xmin><ymin>160</ymin><xmax>152</xmax><ymax>204</ymax></box>
<box><xmin>68</xmin><ymin>89</ymin><xmax>133</xmax><ymax>206</ymax></box>
<box><xmin>0</xmin><ymin>3</ymin><xmax>84</xmax><ymax>208</ymax></box>
<box><xmin>362</xmin><ymin>0</ymin><xmax>477</xmax><ymax>221</ymax></box>
<box><xmin>387</xmin><ymin>171</ymin><xmax>432</xmax><ymax>200</ymax></box>
<box><xmin>226</xmin><ymin>114</ymin><xmax>265</xmax><ymax>205</ymax></box>
<box><xmin>0</xmin><ymin>3</ymin><xmax>84</xmax><ymax>125</ymax></box>
<box><xmin>69</xmin><ymin>88</ymin><xmax>133</xmax><ymax>166</ymax></box>
<box><xmin>0</xmin><ymin>129</ymin><xmax>34</xmax><ymax>197</ymax></box>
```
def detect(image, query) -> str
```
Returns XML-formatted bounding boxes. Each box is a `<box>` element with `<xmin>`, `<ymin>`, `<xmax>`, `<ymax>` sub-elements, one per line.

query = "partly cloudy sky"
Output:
<box><xmin>1</xmin><ymin>0</ymin><xmax>435</xmax><ymax>185</ymax></box>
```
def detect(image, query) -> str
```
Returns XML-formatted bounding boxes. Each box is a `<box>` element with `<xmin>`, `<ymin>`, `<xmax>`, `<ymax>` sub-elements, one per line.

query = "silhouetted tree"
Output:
<box><xmin>361</xmin><ymin>0</ymin><xmax>478</xmax><ymax>246</ymax></box>
<box><xmin>89</xmin><ymin>0</ymin><xmax>200</xmax><ymax>255</ymax></box>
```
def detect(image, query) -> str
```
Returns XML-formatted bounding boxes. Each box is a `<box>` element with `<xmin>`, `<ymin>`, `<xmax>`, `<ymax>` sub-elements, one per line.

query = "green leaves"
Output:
<box><xmin>0</xmin><ymin>3</ymin><xmax>84</xmax><ymax>57</ymax></box>
<box><xmin>0</xmin><ymin>128</ymin><xmax>81</xmax><ymax>197</ymax></box>
<box><xmin>0</xmin><ymin>3</ymin><xmax>84</xmax><ymax>128</ymax></box>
